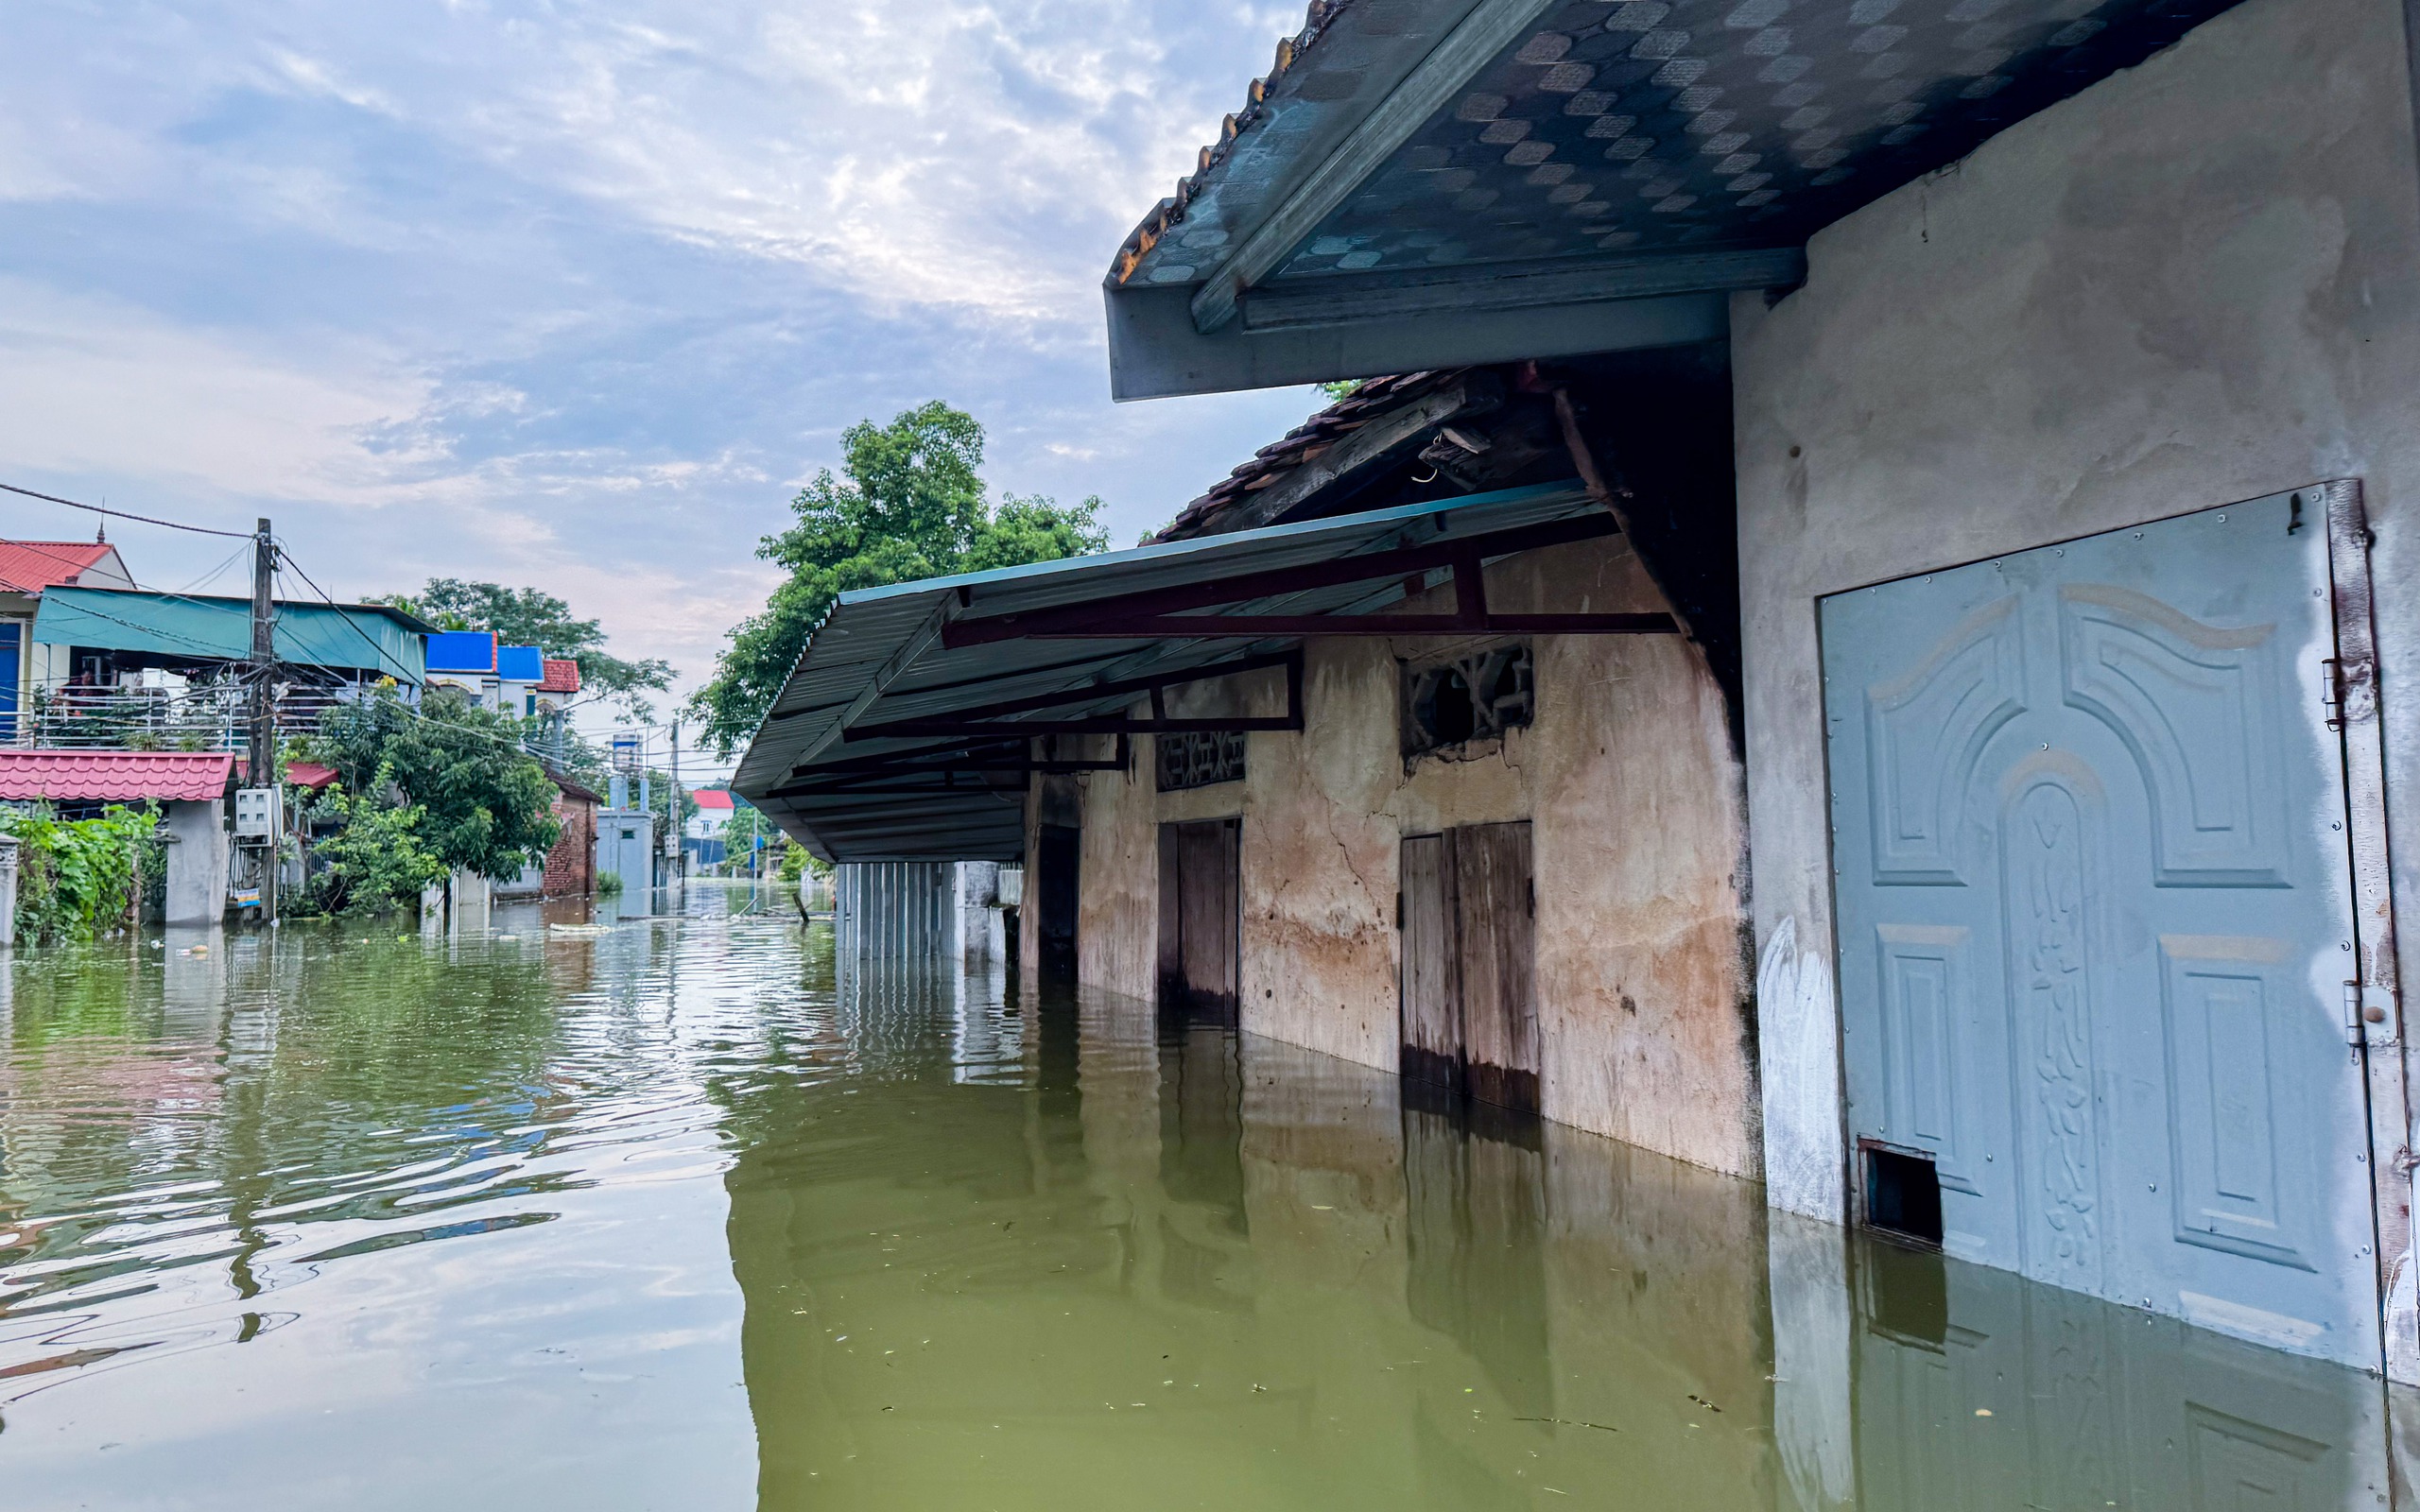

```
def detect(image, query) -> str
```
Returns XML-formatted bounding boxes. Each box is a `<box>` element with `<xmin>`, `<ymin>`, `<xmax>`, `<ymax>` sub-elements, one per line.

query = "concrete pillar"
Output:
<box><xmin>0</xmin><ymin>833</ymin><xmax>17</xmax><ymax>949</ymax></box>
<box><xmin>164</xmin><ymin>799</ymin><xmax>230</xmax><ymax>928</ymax></box>
<box><xmin>954</xmin><ymin>861</ymin><xmax>1003</xmax><ymax>965</ymax></box>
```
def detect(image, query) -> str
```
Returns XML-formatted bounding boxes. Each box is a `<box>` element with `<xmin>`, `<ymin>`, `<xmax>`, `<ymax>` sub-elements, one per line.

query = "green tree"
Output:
<box><xmin>370</xmin><ymin>580</ymin><xmax>674</xmax><ymax>710</ymax></box>
<box><xmin>306</xmin><ymin>688</ymin><xmax>561</xmax><ymax>880</ymax></box>
<box><xmin>688</xmin><ymin>402</ymin><xmax>1109</xmax><ymax>755</ymax></box>
<box><xmin>294</xmin><ymin>772</ymin><xmax>450</xmax><ymax>917</ymax></box>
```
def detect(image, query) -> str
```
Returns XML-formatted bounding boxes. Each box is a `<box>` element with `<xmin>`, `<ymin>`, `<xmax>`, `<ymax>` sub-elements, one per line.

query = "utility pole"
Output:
<box><xmin>668</xmin><ymin>719</ymin><xmax>683</xmax><ymax>892</ymax></box>
<box><xmin>249</xmin><ymin>518</ymin><xmax>278</xmax><ymax>923</ymax></box>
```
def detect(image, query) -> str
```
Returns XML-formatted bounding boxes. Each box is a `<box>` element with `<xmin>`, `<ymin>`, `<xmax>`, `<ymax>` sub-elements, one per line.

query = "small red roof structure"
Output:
<box><xmin>284</xmin><ymin>762</ymin><xmax>339</xmax><ymax>791</ymax></box>
<box><xmin>0</xmin><ymin>750</ymin><xmax>233</xmax><ymax>802</ymax></box>
<box><xmin>538</xmin><ymin>658</ymin><xmax>581</xmax><ymax>694</ymax></box>
<box><xmin>692</xmin><ymin>788</ymin><xmax>735</xmax><ymax>810</ymax></box>
<box><xmin>0</xmin><ymin>540</ymin><xmax>132</xmax><ymax>595</ymax></box>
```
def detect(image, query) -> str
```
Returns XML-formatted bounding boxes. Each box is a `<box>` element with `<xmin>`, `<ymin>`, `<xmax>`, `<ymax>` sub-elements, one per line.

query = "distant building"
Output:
<box><xmin>0</xmin><ymin>535</ymin><xmax>136</xmax><ymax>740</ymax></box>
<box><xmin>542</xmin><ymin>773</ymin><xmax>602</xmax><ymax>897</ymax></box>
<box><xmin>687</xmin><ymin>787</ymin><xmax>733</xmax><ymax>866</ymax></box>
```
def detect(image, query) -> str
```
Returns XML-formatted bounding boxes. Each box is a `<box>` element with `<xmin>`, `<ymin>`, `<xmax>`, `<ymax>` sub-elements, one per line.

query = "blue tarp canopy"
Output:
<box><xmin>34</xmin><ymin>587</ymin><xmax>429</xmax><ymax>681</ymax></box>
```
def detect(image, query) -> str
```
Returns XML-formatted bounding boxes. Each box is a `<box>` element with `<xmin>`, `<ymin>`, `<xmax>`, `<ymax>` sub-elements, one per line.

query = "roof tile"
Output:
<box><xmin>0</xmin><ymin>750</ymin><xmax>235</xmax><ymax>803</ymax></box>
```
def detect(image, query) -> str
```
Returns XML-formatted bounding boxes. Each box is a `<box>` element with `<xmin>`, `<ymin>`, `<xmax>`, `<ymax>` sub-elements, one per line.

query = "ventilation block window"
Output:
<box><xmin>1864</xmin><ymin>1146</ymin><xmax>1945</xmax><ymax>1248</ymax></box>
<box><xmin>1157</xmin><ymin>730</ymin><xmax>1247</xmax><ymax>792</ymax></box>
<box><xmin>1402</xmin><ymin>644</ymin><xmax>1534</xmax><ymax>759</ymax></box>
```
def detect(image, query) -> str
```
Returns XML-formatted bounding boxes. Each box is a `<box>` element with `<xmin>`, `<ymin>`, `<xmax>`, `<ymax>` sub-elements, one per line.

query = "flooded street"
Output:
<box><xmin>0</xmin><ymin>885</ymin><xmax>2394</xmax><ymax>1510</ymax></box>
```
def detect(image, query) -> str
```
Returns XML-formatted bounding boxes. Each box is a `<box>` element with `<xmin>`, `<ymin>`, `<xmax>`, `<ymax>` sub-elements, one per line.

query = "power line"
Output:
<box><xmin>0</xmin><ymin>482</ymin><xmax>254</xmax><ymax>539</ymax></box>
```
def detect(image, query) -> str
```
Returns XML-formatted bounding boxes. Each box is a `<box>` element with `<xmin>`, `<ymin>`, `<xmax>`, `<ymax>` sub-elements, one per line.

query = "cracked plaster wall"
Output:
<box><xmin>1729</xmin><ymin>0</ymin><xmax>2420</xmax><ymax>1221</ymax></box>
<box><xmin>1063</xmin><ymin>535</ymin><xmax>1759</xmax><ymax>1177</ymax></box>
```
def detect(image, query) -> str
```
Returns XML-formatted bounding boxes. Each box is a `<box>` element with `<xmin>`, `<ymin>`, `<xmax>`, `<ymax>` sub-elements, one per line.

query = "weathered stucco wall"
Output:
<box><xmin>1730</xmin><ymin>0</ymin><xmax>2420</xmax><ymax>1220</ymax></box>
<box><xmin>1063</xmin><ymin>536</ymin><xmax>1758</xmax><ymax>1177</ymax></box>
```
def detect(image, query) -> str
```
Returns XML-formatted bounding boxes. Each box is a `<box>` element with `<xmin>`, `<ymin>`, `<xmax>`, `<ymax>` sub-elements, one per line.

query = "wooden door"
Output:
<box><xmin>1454</xmin><ymin>820</ymin><xmax>1537</xmax><ymax>1113</ymax></box>
<box><xmin>1157</xmin><ymin>818</ymin><xmax>1240</xmax><ymax>1021</ymax></box>
<box><xmin>1399</xmin><ymin>833</ymin><xmax>1461</xmax><ymax>1091</ymax></box>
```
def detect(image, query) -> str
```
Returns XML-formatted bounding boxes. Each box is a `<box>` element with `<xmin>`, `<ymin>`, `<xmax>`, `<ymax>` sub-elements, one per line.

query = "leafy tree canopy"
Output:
<box><xmin>688</xmin><ymin>401</ymin><xmax>1108</xmax><ymax>756</ymax></box>
<box><xmin>306</xmin><ymin>687</ymin><xmax>561</xmax><ymax>880</ymax></box>
<box><xmin>370</xmin><ymin>579</ymin><xmax>674</xmax><ymax>706</ymax></box>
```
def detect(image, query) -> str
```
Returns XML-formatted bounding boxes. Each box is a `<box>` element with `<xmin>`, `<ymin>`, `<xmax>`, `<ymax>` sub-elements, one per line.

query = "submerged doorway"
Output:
<box><xmin>1035</xmin><ymin>823</ymin><xmax>1080</xmax><ymax>981</ymax></box>
<box><xmin>1821</xmin><ymin>488</ymin><xmax>2387</xmax><ymax>1369</ymax></box>
<box><xmin>1398</xmin><ymin>820</ymin><xmax>1538</xmax><ymax>1113</ymax></box>
<box><xmin>1157</xmin><ymin>817</ymin><xmax>1240</xmax><ymax>1022</ymax></box>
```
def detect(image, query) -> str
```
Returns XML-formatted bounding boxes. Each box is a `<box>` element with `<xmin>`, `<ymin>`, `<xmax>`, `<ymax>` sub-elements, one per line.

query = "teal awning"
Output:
<box><xmin>33</xmin><ymin>588</ymin><xmax>429</xmax><ymax>680</ymax></box>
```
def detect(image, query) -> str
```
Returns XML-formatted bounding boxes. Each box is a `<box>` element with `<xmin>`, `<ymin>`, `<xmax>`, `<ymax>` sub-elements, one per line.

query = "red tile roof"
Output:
<box><xmin>0</xmin><ymin>540</ymin><xmax>118</xmax><ymax>594</ymax></box>
<box><xmin>692</xmin><ymin>788</ymin><xmax>735</xmax><ymax>810</ymax></box>
<box><xmin>0</xmin><ymin>750</ymin><xmax>234</xmax><ymax>802</ymax></box>
<box><xmin>285</xmin><ymin>762</ymin><xmax>339</xmax><ymax>791</ymax></box>
<box><xmin>537</xmin><ymin>658</ymin><xmax>581</xmax><ymax>693</ymax></box>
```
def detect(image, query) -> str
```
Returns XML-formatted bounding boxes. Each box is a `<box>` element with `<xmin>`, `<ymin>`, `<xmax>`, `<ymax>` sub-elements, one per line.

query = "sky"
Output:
<box><xmin>0</xmin><ymin>0</ymin><xmax>1325</xmax><ymax>775</ymax></box>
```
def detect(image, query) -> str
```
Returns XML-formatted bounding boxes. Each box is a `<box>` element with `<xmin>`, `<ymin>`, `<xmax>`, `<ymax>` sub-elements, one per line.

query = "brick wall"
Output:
<box><xmin>544</xmin><ymin>792</ymin><xmax>595</xmax><ymax>897</ymax></box>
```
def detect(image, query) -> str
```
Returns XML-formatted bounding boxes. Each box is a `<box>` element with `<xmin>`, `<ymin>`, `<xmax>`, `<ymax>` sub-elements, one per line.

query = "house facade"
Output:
<box><xmin>740</xmin><ymin>0</ymin><xmax>2420</xmax><ymax>1382</ymax></box>
<box><xmin>0</xmin><ymin>537</ymin><xmax>136</xmax><ymax>741</ymax></box>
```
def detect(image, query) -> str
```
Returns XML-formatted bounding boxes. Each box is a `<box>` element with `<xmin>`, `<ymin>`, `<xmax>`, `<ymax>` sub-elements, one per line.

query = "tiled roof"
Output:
<box><xmin>285</xmin><ymin>762</ymin><xmax>338</xmax><ymax>791</ymax></box>
<box><xmin>548</xmin><ymin>770</ymin><xmax>604</xmax><ymax>805</ymax></box>
<box><xmin>0</xmin><ymin>541</ymin><xmax>116</xmax><ymax>594</ymax></box>
<box><xmin>692</xmin><ymin>788</ymin><xmax>735</xmax><ymax>810</ymax></box>
<box><xmin>0</xmin><ymin>750</ymin><xmax>233</xmax><ymax>802</ymax></box>
<box><xmin>1152</xmin><ymin>370</ymin><xmax>1459</xmax><ymax>540</ymax></box>
<box><xmin>1114</xmin><ymin>0</ymin><xmax>2236</xmax><ymax>293</ymax></box>
<box><xmin>1109</xmin><ymin>0</ymin><xmax>1357</xmax><ymax>289</ymax></box>
<box><xmin>537</xmin><ymin>658</ymin><xmax>581</xmax><ymax>693</ymax></box>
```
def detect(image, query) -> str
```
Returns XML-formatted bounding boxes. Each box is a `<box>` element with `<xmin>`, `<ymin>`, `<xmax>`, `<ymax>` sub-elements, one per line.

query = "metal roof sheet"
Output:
<box><xmin>1106</xmin><ymin>0</ymin><xmax>2241</xmax><ymax>394</ymax></box>
<box><xmin>424</xmin><ymin>630</ymin><xmax>496</xmax><ymax>674</ymax></box>
<box><xmin>497</xmin><ymin>645</ymin><xmax>545</xmax><ymax>682</ymax></box>
<box><xmin>735</xmin><ymin>479</ymin><xmax>1600</xmax><ymax>861</ymax></box>
<box><xmin>0</xmin><ymin>541</ymin><xmax>123</xmax><ymax>595</ymax></box>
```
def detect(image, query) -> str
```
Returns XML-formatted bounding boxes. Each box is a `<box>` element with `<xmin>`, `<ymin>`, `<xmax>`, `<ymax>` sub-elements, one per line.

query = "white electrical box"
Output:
<box><xmin>233</xmin><ymin>787</ymin><xmax>279</xmax><ymax>840</ymax></box>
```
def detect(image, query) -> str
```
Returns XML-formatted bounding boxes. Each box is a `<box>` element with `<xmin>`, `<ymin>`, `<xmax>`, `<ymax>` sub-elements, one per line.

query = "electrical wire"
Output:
<box><xmin>0</xmin><ymin>481</ymin><xmax>254</xmax><ymax>538</ymax></box>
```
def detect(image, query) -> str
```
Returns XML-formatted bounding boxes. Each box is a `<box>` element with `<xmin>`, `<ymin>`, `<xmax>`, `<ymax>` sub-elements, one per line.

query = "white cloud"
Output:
<box><xmin>0</xmin><ymin>278</ymin><xmax>440</xmax><ymax>513</ymax></box>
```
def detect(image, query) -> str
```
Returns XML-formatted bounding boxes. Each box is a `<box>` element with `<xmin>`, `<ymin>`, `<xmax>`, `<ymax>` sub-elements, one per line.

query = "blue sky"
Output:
<box><xmin>0</xmin><ymin>0</ymin><xmax>1321</xmax><ymax>765</ymax></box>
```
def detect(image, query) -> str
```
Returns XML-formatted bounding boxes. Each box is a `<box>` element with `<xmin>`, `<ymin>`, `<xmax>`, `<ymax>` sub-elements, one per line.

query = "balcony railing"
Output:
<box><xmin>2</xmin><ymin>682</ymin><xmax>358</xmax><ymax>752</ymax></box>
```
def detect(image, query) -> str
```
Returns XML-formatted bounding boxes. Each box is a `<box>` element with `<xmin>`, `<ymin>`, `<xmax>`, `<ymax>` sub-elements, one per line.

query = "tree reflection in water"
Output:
<box><xmin>0</xmin><ymin>900</ymin><xmax>2394</xmax><ymax>1510</ymax></box>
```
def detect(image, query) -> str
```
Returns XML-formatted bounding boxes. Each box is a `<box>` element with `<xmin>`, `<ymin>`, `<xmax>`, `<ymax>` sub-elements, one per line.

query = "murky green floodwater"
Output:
<box><xmin>0</xmin><ymin>885</ymin><xmax>2394</xmax><ymax>1509</ymax></box>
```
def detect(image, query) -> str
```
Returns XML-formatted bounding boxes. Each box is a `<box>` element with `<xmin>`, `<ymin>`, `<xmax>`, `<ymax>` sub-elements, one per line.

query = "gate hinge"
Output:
<box><xmin>2325</xmin><ymin>655</ymin><xmax>2378</xmax><ymax>730</ymax></box>
<box><xmin>2397</xmin><ymin>1146</ymin><xmax>2420</xmax><ymax>1177</ymax></box>
<box><xmin>2346</xmin><ymin>979</ymin><xmax>2401</xmax><ymax>1047</ymax></box>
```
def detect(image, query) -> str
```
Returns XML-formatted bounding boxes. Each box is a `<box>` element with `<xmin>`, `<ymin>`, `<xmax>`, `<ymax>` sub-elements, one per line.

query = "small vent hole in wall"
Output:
<box><xmin>1864</xmin><ymin>1147</ymin><xmax>1944</xmax><ymax>1248</ymax></box>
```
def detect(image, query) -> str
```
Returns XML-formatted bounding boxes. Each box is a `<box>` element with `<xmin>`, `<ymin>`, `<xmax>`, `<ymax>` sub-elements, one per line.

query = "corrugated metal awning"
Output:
<box><xmin>1105</xmin><ymin>0</ymin><xmax>2243</xmax><ymax>397</ymax></box>
<box><xmin>33</xmin><ymin>588</ymin><xmax>429</xmax><ymax>680</ymax></box>
<box><xmin>735</xmin><ymin>479</ymin><xmax>1645</xmax><ymax>862</ymax></box>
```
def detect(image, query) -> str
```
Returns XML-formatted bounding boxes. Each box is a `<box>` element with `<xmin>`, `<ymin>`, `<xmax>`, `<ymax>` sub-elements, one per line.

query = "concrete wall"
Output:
<box><xmin>1058</xmin><ymin>536</ymin><xmax>1759</xmax><ymax>1177</ymax></box>
<box><xmin>1730</xmin><ymin>0</ymin><xmax>2420</xmax><ymax>1220</ymax></box>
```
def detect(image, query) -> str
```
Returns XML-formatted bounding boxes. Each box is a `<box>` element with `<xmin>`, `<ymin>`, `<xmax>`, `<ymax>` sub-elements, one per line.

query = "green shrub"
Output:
<box><xmin>1</xmin><ymin>805</ymin><xmax>158</xmax><ymax>944</ymax></box>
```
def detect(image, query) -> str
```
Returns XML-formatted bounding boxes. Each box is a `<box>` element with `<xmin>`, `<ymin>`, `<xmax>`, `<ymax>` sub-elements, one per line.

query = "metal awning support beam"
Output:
<box><xmin>1027</xmin><ymin>610</ymin><xmax>1678</xmax><ymax>638</ymax></box>
<box><xmin>1238</xmin><ymin>249</ymin><xmax>1806</xmax><ymax>333</ymax></box>
<box><xmin>860</xmin><ymin>647</ymin><xmax>1301</xmax><ymax>730</ymax></box>
<box><xmin>852</xmin><ymin>655</ymin><xmax>1305</xmax><ymax>743</ymax></box>
<box><xmin>945</xmin><ymin>512</ymin><xmax>1617</xmax><ymax>649</ymax></box>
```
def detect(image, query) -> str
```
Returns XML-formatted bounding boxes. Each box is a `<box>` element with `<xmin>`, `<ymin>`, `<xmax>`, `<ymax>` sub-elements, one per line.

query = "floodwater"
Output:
<box><xmin>0</xmin><ymin>885</ymin><xmax>2397</xmax><ymax>1509</ymax></box>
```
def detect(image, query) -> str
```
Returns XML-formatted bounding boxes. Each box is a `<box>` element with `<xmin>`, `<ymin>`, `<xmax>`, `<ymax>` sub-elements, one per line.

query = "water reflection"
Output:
<box><xmin>0</xmin><ymin>903</ymin><xmax>2396</xmax><ymax>1509</ymax></box>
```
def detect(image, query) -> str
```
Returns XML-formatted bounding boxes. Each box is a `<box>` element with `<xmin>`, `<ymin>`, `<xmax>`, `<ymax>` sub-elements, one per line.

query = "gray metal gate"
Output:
<box><xmin>1822</xmin><ymin>487</ymin><xmax>2382</xmax><ymax>1368</ymax></box>
<box><xmin>834</xmin><ymin>861</ymin><xmax>955</xmax><ymax>958</ymax></box>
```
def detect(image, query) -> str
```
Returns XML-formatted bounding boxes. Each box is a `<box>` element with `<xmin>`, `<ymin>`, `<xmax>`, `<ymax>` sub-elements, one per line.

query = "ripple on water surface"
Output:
<box><xmin>0</xmin><ymin>884</ymin><xmax>2393</xmax><ymax>1510</ymax></box>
